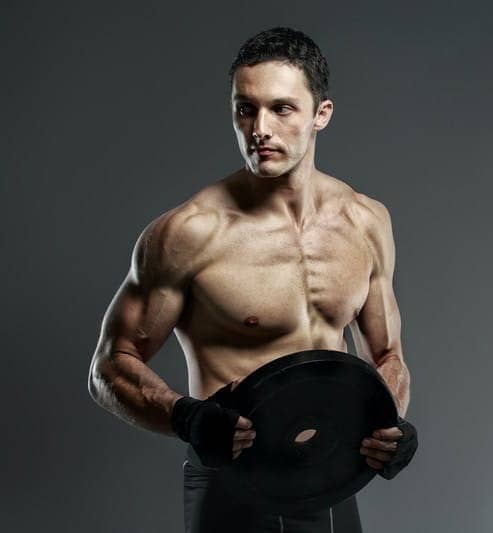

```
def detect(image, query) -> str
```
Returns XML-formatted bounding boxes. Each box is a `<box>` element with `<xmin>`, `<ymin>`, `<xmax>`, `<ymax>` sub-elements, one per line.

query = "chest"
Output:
<box><xmin>191</xmin><ymin>215</ymin><xmax>372</xmax><ymax>333</ymax></box>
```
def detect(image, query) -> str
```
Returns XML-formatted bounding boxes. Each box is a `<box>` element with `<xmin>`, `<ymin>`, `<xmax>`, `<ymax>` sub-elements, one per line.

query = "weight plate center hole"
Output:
<box><xmin>294</xmin><ymin>428</ymin><xmax>318</xmax><ymax>444</ymax></box>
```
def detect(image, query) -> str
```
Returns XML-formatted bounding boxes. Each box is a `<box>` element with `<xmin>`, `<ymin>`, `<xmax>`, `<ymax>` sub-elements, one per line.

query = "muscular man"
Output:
<box><xmin>88</xmin><ymin>27</ymin><xmax>417</xmax><ymax>532</ymax></box>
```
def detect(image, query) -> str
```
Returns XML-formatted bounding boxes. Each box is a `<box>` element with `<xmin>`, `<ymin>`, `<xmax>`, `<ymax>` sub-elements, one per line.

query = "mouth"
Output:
<box><xmin>255</xmin><ymin>147</ymin><xmax>280</xmax><ymax>157</ymax></box>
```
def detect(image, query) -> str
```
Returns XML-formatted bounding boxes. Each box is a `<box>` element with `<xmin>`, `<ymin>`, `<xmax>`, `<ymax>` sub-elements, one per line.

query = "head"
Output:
<box><xmin>229</xmin><ymin>27</ymin><xmax>333</xmax><ymax>178</ymax></box>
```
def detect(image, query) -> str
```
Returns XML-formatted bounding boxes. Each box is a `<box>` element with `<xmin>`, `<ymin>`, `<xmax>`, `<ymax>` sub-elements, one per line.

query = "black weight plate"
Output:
<box><xmin>216</xmin><ymin>349</ymin><xmax>398</xmax><ymax>515</ymax></box>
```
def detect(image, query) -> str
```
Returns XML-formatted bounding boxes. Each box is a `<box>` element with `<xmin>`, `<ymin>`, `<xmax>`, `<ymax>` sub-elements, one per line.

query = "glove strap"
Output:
<box><xmin>170</xmin><ymin>396</ymin><xmax>203</xmax><ymax>442</ymax></box>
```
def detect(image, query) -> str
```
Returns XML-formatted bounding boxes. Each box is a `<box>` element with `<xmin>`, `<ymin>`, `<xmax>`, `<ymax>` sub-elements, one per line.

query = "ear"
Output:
<box><xmin>313</xmin><ymin>99</ymin><xmax>334</xmax><ymax>131</ymax></box>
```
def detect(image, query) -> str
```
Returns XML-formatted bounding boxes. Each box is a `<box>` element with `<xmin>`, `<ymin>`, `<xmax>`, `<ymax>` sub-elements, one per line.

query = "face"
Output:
<box><xmin>231</xmin><ymin>60</ymin><xmax>333</xmax><ymax>178</ymax></box>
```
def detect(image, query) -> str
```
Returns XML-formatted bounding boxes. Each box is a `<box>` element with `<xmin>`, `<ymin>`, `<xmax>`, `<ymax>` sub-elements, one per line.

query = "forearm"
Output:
<box><xmin>89</xmin><ymin>352</ymin><xmax>184</xmax><ymax>436</ymax></box>
<box><xmin>375</xmin><ymin>354</ymin><xmax>410</xmax><ymax>418</ymax></box>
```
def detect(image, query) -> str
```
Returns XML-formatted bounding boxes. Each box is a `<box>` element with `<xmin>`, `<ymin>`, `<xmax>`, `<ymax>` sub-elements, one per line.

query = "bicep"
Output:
<box><xmin>349</xmin><ymin>274</ymin><xmax>402</xmax><ymax>366</ymax></box>
<box><xmin>349</xmin><ymin>197</ymin><xmax>403</xmax><ymax>366</ymax></box>
<box><xmin>97</xmin><ymin>272</ymin><xmax>187</xmax><ymax>364</ymax></box>
<box><xmin>92</xmin><ymin>215</ymin><xmax>191</xmax><ymax>367</ymax></box>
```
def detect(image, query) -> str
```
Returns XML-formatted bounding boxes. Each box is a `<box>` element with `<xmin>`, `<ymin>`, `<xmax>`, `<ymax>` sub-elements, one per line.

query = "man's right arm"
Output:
<box><xmin>87</xmin><ymin>205</ymin><xmax>203</xmax><ymax>437</ymax></box>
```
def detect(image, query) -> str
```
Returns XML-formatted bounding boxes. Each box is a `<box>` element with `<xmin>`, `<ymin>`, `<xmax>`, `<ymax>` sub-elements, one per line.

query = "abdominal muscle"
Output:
<box><xmin>175</xmin><ymin>324</ymin><xmax>350</xmax><ymax>400</ymax></box>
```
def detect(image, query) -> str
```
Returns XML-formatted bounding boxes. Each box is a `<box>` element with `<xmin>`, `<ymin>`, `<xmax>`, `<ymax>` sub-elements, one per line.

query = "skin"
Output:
<box><xmin>88</xmin><ymin>60</ymin><xmax>410</xmax><ymax>469</ymax></box>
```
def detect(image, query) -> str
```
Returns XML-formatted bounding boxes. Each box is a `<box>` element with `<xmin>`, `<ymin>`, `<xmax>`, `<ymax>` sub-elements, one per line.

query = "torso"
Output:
<box><xmin>173</xmin><ymin>171</ymin><xmax>376</xmax><ymax>399</ymax></box>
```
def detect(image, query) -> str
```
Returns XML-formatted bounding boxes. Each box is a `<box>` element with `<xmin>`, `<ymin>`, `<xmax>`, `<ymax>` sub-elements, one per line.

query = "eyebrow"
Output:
<box><xmin>233</xmin><ymin>94</ymin><xmax>300</xmax><ymax>105</ymax></box>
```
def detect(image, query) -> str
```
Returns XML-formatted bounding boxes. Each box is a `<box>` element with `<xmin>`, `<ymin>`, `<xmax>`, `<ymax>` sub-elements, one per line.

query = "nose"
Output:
<box><xmin>252</xmin><ymin>109</ymin><xmax>272</xmax><ymax>141</ymax></box>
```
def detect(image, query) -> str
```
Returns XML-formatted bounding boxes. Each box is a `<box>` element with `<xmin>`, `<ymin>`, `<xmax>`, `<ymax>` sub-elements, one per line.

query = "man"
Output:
<box><xmin>88</xmin><ymin>27</ymin><xmax>417</xmax><ymax>532</ymax></box>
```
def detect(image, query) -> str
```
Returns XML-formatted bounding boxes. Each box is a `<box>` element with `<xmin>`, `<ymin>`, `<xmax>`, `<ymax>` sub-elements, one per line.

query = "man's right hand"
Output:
<box><xmin>171</xmin><ymin>378</ymin><xmax>255</xmax><ymax>467</ymax></box>
<box><xmin>212</xmin><ymin>377</ymin><xmax>256</xmax><ymax>461</ymax></box>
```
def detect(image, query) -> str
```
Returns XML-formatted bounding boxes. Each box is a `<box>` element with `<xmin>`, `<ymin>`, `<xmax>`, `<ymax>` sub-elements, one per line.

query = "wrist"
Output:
<box><xmin>170</xmin><ymin>396</ymin><xmax>203</xmax><ymax>442</ymax></box>
<box><xmin>170</xmin><ymin>392</ymin><xmax>185</xmax><ymax>412</ymax></box>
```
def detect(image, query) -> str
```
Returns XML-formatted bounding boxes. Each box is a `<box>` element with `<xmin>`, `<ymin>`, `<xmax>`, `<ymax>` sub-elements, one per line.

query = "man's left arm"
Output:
<box><xmin>349</xmin><ymin>197</ymin><xmax>418</xmax><ymax>479</ymax></box>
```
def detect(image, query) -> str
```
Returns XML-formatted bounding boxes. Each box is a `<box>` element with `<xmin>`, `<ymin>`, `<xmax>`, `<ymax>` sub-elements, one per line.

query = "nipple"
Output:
<box><xmin>244</xmin><ymin>315</ymin><xmax>259</xmax><ymax>327</ymax></box>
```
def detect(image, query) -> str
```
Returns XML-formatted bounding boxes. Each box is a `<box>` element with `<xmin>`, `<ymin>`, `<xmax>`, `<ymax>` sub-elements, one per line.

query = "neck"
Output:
<box><xmin>241</xmin><ymin>150</ymin><xmax>319</xmax><ymax>228</ymax></box>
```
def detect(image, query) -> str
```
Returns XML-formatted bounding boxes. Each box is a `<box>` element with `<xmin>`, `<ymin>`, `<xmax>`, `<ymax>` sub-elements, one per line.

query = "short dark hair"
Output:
<box><xmin>228</xmin><ymin>26</ymin><xmax>331</xmax><ymax>115</ymax></box>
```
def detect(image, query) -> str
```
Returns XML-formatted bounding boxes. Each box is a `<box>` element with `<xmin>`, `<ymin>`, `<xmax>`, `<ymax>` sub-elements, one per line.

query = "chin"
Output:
<box><xmin>248</xmin><ymin>161</ymin><xmax>287</xmax><ymax>179</ymax></box>
<box><xmin>255</xmin><ymin>170</ymin><xmax>282</xmax><ymax>178</ymax></box>
<box><xmin>252</xmin><ymin>170</ymin><xmax>283</xmax><ymax>179</ymax></box>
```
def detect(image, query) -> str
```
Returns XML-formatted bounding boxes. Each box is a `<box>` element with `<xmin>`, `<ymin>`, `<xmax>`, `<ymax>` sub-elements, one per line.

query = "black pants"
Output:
<box><xmin>183</xmin><ymin>445</ymin><xmax>363</xmax><ymax>532</ymax></box>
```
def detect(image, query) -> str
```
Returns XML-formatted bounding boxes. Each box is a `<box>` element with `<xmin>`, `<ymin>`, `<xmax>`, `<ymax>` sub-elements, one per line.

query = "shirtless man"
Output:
<box><xmin>88</xmin><ymin>27</ymin><xmax>417</xmax><ymax>533</ymax></box>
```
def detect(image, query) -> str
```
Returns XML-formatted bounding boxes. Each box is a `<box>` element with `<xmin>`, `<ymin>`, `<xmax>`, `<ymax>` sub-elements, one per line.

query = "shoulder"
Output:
<box><xmin>352</xmin><ymin>193</ymin><xmax>395</xmax><ymax>276</ymax></box>
<box><xmin>130</xmin><ymin>197</ymin><xmax>223</xmax><ymax>285</ymax></box>
<box><xmin>320</xmin><ymin>173</ymin><xmax>395</xmax><ymax>275</ymax></box>
<box><xmin>351</xmin><ymin>192</ymin><xmax>393</xmax><ymax>234</ymax></box>
<box><xmin>318</xmin><ymin>172</ymin><xmax>393</xmax><ymax>228</ymax></box>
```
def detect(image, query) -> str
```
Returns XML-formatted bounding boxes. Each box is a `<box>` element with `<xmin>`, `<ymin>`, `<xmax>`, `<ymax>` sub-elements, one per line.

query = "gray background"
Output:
<box><xmin>3</xmin><ymin>1</ymin><xmax>492</xmax><ymax>531</ymax></box>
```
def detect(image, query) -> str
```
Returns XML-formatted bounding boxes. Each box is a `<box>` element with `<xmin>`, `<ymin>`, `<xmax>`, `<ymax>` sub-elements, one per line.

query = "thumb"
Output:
<box><xmin>236</xmin><ymin>415</ymin><xmax>253</xmax><ymax>429</ymax></box>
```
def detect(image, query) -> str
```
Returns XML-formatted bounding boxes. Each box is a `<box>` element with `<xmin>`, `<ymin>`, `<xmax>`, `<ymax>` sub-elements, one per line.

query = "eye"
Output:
<box><xmin>237</xmin><ymin>104</ymin><xmax>254</xmax><ymax>117</ymax></box>
<box><xmin>275</xmin><ymin>105</ymin><xmax>292</xmax><ymax>115</ymax></box>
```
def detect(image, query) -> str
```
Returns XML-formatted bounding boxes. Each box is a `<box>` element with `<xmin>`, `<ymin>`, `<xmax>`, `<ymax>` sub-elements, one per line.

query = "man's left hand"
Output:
<box><xmin>360</xmin><ymin>417</ymin><xmax>418</xmax><ymax>480</ymax></box>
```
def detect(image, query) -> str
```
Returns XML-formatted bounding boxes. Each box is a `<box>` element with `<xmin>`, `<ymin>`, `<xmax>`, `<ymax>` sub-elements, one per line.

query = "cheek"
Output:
<box><xmin>286</xmin><ymin>118</ymin><xmax>311</xmax><ymax>138</ymax></box>
<box><xmin>285</xmin><ymin>124</ymin><xmax>311</xmax><ymax>153</ymax></box>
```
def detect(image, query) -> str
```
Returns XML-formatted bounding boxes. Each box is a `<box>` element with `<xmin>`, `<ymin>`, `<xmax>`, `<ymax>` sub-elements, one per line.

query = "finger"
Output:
<box><xmin>236</xmin><ymin>416</ymin><xmax>254</xmax><ymax>429</ymax></box>
<box><xmin>366</xmin><ymin>457</ymin><xmax>383</xmax><ymax>469</ymax></box>
<box><xmin>233</xmin><ymin>450</ymin><xmax>242</xmax><ymax>460</ymax></box>
<box><xmin>234</xmin><ymin>428</ymin><xmax>256</xmax><ymax>440</ymax></box>
<box><xmin>232</xmin><ymin>440</ymin><xmax>254</xmax><ymax>453</ymax></box>
<box><xmin>372</xmin><ymin>427</ymin><xmax>404</xmax><ymax>440</ymax></box>
<box><xmin>232</xmin><ymin>436</ymin><xmax>255</xmax><ymax>449</ymax></box>
<box><xmin>362</xmin><ymin>438</ymin><xmax>397</xmax><ymax>452</ymax></box>
<box><xmin>360</xmin><ymin>446</ymin><xmax>393</xmax><ymax>462</ymax></box>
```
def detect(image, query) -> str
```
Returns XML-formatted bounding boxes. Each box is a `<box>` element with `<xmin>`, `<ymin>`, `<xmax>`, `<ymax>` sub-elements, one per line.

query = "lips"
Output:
<box><xmin>256</xmin><ymin>147</ymin><xmax>279</xmax><ymax>154</ymax></box>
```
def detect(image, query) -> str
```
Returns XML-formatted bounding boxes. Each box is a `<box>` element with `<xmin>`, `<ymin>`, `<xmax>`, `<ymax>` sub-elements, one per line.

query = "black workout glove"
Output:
<box><xmin>171</xmin><ymin>383</ymin><xmax>240</xmax><ymax>468</ymax></box>
<box><xmin>379</xmin><ymin>416</ymin><xmax>418</xmax><ymax>480</ymax></box>
<box><xmin>207</xmin><ymin>381</ymin><xmax>238</xmax><ymax>408</ymax></box>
